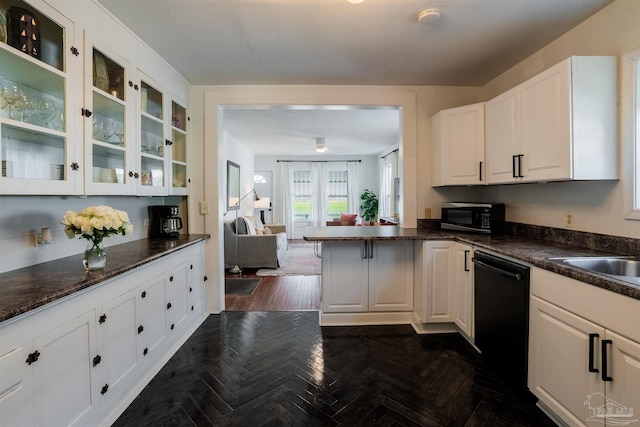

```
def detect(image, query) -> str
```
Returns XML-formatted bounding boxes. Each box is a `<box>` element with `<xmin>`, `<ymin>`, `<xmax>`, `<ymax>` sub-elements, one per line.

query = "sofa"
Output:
<box><xmin>223</xmin><ymin>216</ymin><xmax>288</xmax><ymax>269</ymax></box>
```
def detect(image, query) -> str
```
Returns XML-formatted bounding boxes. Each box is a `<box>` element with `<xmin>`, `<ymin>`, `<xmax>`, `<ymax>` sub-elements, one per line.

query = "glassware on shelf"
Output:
<box><xmin>92</xmin><ymin>117</ymin><xmax>103</xmax><ymax>141</ymax></box>
<box><xmin>114</xmin><ymin>121</ymin><xmax>125</xmax><ymax>146</ymax></box>
<box><xmin>2</xmin><ymin>81</ymin><xmax>21</xmax><ymax>120</ymax></box>
<box><xmin>102</xmin><ymin>118</ymin><xmax>114</xmax><ymax>143</ymax></box>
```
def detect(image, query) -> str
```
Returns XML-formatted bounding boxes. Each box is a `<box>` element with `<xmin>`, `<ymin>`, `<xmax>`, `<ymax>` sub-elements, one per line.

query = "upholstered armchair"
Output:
<box><xmin>223</xmin><ymin>217</ymin><xmax>287</xmax><ymax>269</ymax></box>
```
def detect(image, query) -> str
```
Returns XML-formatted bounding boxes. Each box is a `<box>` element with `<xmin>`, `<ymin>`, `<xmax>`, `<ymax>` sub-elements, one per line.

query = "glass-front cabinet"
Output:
<box><xmin>137</xmin><ymin>72</ymin><xmax>167</xmax><ymax>196</ymax></box>
<box><xmin>170</xmin><ymin>100</ymin><xmax>188</xmax><ymax>195</ymax></box>
<box><xmin>0</xmin><ymin>0</ymin><xmax>80</xmax><ymax>195</ymax></box>
<box><xmin>84</xmin><ymin>35</ymin><xmax>135</xmax><ymax>195</ymax></box>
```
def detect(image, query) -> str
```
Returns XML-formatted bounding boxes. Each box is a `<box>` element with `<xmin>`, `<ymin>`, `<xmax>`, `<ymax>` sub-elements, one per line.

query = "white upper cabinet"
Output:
<box><xmin>2</xmin><ymin>0</ymin><xmax>191</xmax><ymax>196</ymax></box>
<box><xmin>431</xmin><ymin>103</ymin><xmax>485</xmax><ymax>186</ymax></box>
<box><xmin>0</xmin><ymin>0</ymin><xmax>82</xmax><ymax>195</ymax></box>
<box><xmin>486</xmin><ymin>56</ymin><xmax>618</xmax><ymax>184</ymax></box>
<box><xmin>83</xmin><ymin>33</ymin><xmax>136</xmax><ymax>195</ymax></box>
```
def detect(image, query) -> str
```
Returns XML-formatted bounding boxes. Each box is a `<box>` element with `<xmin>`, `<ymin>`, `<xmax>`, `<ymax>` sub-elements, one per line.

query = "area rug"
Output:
<box><xmin>224</xmin><ymin>278</ymin><xmax>261</xmax><ymax>295</ymax></box>
<box><xmin>256</xmin><ymin>242</ymin><xmax>321</xmax><ymax>276</ymax></box>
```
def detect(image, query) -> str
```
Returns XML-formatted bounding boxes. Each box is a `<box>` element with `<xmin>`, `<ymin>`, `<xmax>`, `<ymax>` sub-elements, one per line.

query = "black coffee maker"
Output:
<box><xmin>148</xmin><ymin>205</ymin><xmax>183</xmax><ymax>238</ymax></box>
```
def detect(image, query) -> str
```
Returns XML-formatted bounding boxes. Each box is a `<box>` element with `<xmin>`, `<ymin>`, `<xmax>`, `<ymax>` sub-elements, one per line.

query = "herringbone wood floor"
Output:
<box><xmin>113</xmin><ymin>312</ymin><xmax>555</xmax><ymax>427</ymax></box>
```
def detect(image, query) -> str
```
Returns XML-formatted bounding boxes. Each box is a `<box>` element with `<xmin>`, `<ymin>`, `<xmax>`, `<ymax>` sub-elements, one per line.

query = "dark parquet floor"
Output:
<box><xmin>113</xmin><ymin>311</ymin><xmax>556</xmax><ymax>427</ymax></box>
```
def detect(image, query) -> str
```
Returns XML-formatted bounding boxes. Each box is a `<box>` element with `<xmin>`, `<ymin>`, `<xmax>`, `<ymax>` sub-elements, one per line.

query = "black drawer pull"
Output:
<box><xmin>93</xmin><ymin>355</ymin><xmax>102</xmax><ymax>367</ymax></box>
<box><xmin>138</xmin><ymin>325</ymin><xmax>144</xmax><ymax>334</ymax></box>
<box><xmin>167</xmin><ymin>302</ymin><xmax>172</xmax><ymax>309</ymax></box>
<box><xmin>602</xmin><ymin>340</ymin><xmax>613</xmax><ymax>381</ymax></box>
<box><xmin>588</xmin><ymin>333</ymin><xmax>599</xmax><ymax>373</ymax></box>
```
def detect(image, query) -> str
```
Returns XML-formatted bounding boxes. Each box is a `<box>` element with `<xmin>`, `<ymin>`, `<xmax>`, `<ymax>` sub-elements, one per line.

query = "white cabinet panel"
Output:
<box><xmin>322</xmin><ymin>242</ymin><xmax>368</xmax><ymax>313</ymax></box>
<box><xmin>453</xmin><ymin>244</ymin><xmax>474</xmax><ymax>338</ymax></box>
<box><xmin>605</xmin><ymin>330</ymin><xmax>640</xmax><ymax>426</ymax></box>
<box><xmin>369</xmin><ymin>240</ymin><xmax>414</xmax><ymax>312</ymax></box>
<box><xmin>414</xmin><ymin>241</ymin><xmax>454</xmax><ymax>323</ymax></box>
<box><xmin>0</xmin><ymin>344</ymin><xmax>32</xmax><ymax>426</ymax></box>
<box><xmin>485</xmin><ymin>89</ymin><xmax>518</xmax><ymax>184</ymax></box>
<box><xmin>529</xmin><ymin>296</ymin><xmax>603</xmax><ymax>426</ymax></box>
<box><xmin>137</xmin><ymin>277</ymin><xmax>167</xmax><ymax>359</ymax></box>
<box><xmin>167</xmin><ymin>264</ymin><xmax>189</xmax><ymax>333</ymax></box>
<box><xmin>33</xmin><ymin>309</ymin><xmax>99</xmax><ymax>427</ymax></box>
<box><xmin>431</xmin><ymin>103</ymin><xmax>485</xmax><ymax>186</ymax></box>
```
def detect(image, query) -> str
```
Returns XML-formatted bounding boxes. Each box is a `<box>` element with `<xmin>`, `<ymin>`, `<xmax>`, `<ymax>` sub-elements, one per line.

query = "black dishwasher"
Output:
<box><xmin>473</xmin><ymin>251</ymin><xmax>530</xmax><ymax>389</ymax></box>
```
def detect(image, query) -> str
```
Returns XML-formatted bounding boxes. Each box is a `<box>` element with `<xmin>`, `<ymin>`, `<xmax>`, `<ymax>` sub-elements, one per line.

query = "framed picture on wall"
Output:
<box><xmin>227</xmin><ymin>160</ymin><xmax>240</xmax><ymax>211</ymax></box>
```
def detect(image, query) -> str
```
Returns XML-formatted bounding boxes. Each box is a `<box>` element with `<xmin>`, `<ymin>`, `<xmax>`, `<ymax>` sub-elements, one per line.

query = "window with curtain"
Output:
<box><xmin>293</xmin><ymin>170</ymin><xmax>312</xmax><ymax>220</ymax></box>
<box><xmin>327</xmin><ymin>170</ymin><xmax>348</xmax><ymax>219</ymax></box>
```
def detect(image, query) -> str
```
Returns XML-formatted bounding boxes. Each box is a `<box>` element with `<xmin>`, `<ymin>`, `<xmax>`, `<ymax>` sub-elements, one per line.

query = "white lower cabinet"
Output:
<box><xmin>321</xmin><ymin>240</ymin><xmax>414</xmax><ymax>317</ymax></box>
<box><xmin>529</xmin><ymin>268</ymin><xmax>640</xmax><ymax>427</ymax></box>
<box><xmin>414</xmin><ymin>241</ymin><xmax>454</xmax><ymax>323</ymax></box>
<box><xmin>33</xmin><ymin>310</ymin><xmax>100</xmax><ymax>427</ymax></box>
<box><xmin>0</xmin><ymin>242</ymin><xmax>207</xmax><ymax>427</ymax></box>
<box><xmin>453</xmin><ymin>244</ymin><xmax>474</xmax><ymax>338</ymax></box>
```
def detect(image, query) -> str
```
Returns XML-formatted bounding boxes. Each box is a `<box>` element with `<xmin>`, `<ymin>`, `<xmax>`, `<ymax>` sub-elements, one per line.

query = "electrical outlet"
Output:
<box><xmin>199</xmin><ymin>201</ymin><xmax>209</xmax><ymax>215</ymax></box>
<box><xmin>565</xmin><ymin>212</ymin><xmax>574</xmax><ymax>228</ymax></box>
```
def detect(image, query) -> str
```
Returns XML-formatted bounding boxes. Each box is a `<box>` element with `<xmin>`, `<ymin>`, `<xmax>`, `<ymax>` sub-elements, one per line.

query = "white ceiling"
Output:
<box><xmin>96</xmin><ymin>0</ymin><xmax>613</xmax><ymax>155</ymax></box>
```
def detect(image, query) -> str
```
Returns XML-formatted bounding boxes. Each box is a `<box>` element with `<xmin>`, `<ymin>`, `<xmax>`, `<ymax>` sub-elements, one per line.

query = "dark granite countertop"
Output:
<box><xmin>0</xmin><ymin>235</ymin><xmax>210</xmax><ymax>324</ymax></box>
<box><xmin>303</xmin><ymin>226</ymin><xmax>640</xmax><ymax>301</ymax></box>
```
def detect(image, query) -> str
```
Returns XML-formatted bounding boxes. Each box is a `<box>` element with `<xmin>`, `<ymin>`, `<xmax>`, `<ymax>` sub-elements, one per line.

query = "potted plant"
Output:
<box><xmin>360</xmin><ymin>189</ymin><xmax>379</xmax><ymax>225</ymax></box>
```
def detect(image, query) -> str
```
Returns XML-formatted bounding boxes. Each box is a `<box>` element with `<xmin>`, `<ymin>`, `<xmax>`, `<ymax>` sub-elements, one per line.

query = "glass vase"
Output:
<box><xmin>83</xmin><ymin>240</ymin><xmax>107</xmax><ymax>271</ymax></box>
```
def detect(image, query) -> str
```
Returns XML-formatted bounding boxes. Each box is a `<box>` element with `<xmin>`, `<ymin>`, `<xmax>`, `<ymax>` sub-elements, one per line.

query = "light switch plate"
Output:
<box><xmin>199</xmin><ymin>201</ymin><xmax>209</xmax><ymax>215</ymax></box>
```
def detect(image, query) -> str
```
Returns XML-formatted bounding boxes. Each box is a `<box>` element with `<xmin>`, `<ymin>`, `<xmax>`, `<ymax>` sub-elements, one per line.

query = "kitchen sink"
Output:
<box><xmin>548</xmin><ymin>256</ymin><xmax>640</xmax><ymax>286</ymax></box>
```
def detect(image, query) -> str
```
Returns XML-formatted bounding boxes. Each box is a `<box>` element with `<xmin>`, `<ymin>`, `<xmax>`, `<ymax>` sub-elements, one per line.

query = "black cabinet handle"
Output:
<box><xmin>190</xmin><ymin>265</ymin><xmax>193</xmax><ymax>270</ymax></box>
<box><xmin>517</xmin><ymin>154</ymin><xmax>524</xmax><ymax>178</ymax></box>
<box><xmin>167</xmin><ymin>302</ymin><xmax>172</xmax><ymax>309</ymax></box>
<box><xmin>134</xmin><ymin>172</ymin><xmax>139</xmax><ymax>179</ymax></box>
<box><xmin>98</xmin><ymin>314</ymin><xmax>107</xmax><ymax>324</ymax></box>
<box><xmin>512</xmin><ymin>155</ymin><xmax>518</xmax><ymax>178</ymax></box>
<box><xmin>189</xmin><ymin>287</ymin><xmax>193</xmax><ymax>293</ymax></box>
<box><xmin>602</xmin><ymin>340</ymin><xmax>613</xmax><ymax>381</ymax></box>
<box><xmin>101</xmin><ymin>384</ymin><xmax>109</xmax><ymax>395</ymax></box>
<box><xmin>588</xmin><ymin>333</ymin><xmax>599</xmax><ymax>373</ymax></box>
<box><xmin>138</xmin><ymin>325</ymin><xmax>144</xmax><ymax>334</ymax></box>
<box><xmin>81</xmin><ymin>108</ymin><xmax>92</xmax><ymax>118</ymax></box>
<box><xmin>171</xmin><ymin>323</ymin><xmax>175</xmax><ymax>330</ymax></box>
<box><xmin>70</xmin><ymin>46</ymin><xmax>79</xmax><ymax>56</ymax></box>
<box><xmin>204</xmin><ymin>275</ymin><xmax>208</xmax><ymax>282</ymax></box>
<box><xmin>170</xmin><ymin>276</ymin><xmax>174</xmax><ymax>282</ymax></box>
<box><xmin>479</xmin><ymin>161</ymin><xmax>483</xmax><ymax>182</ymax></box>
<box><xmin>141</xmin><ymin>291</ymin><xmax>146</xmax><ymax>298</ymax></box>
<box><xmin>464</xmin><ymin>250</ymin><xmax>470</xmax><ymax>272</ymax></box>
<box><xmin>70</xmin><ymin>162</ymin><xmax>80</xmax><ymax>171</ymax></box>
<box><xmin>128</xmin><ymin>81</ymin><xmax>133</xmax><ymax>87</ymax></box>
<box><xmin>143</xmin><ymin>348</ymin><xmax>148</xmax><ymax>356</ymax></box>
<box><xmin>191</xmin><ymin>306</ymin><xmax>194</xmax><ymax>311</ymax></box>
<box><xmin>93</xmin><ymin>355</ymin><xmax>102</xmax><ymax>367</ymax></box>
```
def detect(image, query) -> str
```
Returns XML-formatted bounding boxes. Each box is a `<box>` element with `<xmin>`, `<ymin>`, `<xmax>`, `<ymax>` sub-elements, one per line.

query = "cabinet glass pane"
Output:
<box><xmin>172</xmin><ymin>128</ymin><xmax>186</xmax><ymax>163</ymax></box>
<box><xmin>92</xmin><ymin>144</ymin><xmax>124</xmax><ymax>184</ymax></box>
<box><xmin>141</xmin><ymin>115</ymin><xmax>162</xmax><ymax>156</ymax></box>
<box><xmin>1</xmin><ymin>76</ymin><xmax>64</xmax><ymax>130</ymax></box>
<box><xmin>172</xmin><ymin>163</ymin><xmax>186</xmax><ymax>188</ymax></box>
<box><xmin>141</xmin><ymin>82</ymin><xmax>162</xmax><ymax>118</ymax></box>
<box><xmin>141</xmin><ymin>156</ymin><xmax>163</xmax><ymax>187</ymax></box>
<box><xmin>0</xmin><ymin>0</ymin><xmax>64</xmax><ymax>71</ymax></box>
<box><xmin>92</xmin><ymin>91</ymin><xmax>124</xmax><ymax>147</ymax></box>
<box><xmin>92</xmin><ymin>48</ymin><xmax>125</xmax><ymax>101</ymax></box>
<box><xmin>1</xmin><ymin>124</ymin><xmax>65</xmax><ymax>179</ymax></box>
<box><xmin>171</xmin><ymin>101</ymin><xmax>186</xmax><ymax>131</ymax></box>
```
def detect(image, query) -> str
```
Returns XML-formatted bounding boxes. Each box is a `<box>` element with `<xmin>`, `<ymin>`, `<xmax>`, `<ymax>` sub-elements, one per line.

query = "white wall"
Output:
<box><xmin>478</xmin><ymin>0</ymin><xmax>640</xmax><ymax>238</ymax></box>
<box><xmin>222</xmin><ymin>131</ymin><xmax>254</xmax><ymax>221</ymax></box>
<box><xmin>0</xmin><ymin>195</ymin><xmax>185</xmax><ymax>273</ymax></box>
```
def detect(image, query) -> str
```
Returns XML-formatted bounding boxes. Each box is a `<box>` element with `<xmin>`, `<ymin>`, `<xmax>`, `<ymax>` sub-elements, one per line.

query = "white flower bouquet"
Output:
<box><xmin>61</xmin><ymin>205</ymin><xmax>134</xmax><ymax>246</ymax></box>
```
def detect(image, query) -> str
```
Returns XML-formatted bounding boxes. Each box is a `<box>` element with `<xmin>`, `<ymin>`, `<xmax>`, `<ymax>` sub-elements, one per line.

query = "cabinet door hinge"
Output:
<box><xmin>98</xmin><ymin>314</ymin><xmax>107</xmax><ymax>324</ymax></box>
<box><xmin>81</xmin><ymin>108</ymin><xmax>92</xmax><ymax>118</ymax></box>
<box><xmin>70</xmin><ymin>46</ymin><xmax>79</xmax><ymax>56</ymax></box>
<box><xmin>25</xmin><ymin>350</ymin><xmax>40</xmax><ymax>365</ymax></box>
<box><xmin>93</xmin><ymin>354</ymin><xmax>102</xmax><ymax>367</ymax></box>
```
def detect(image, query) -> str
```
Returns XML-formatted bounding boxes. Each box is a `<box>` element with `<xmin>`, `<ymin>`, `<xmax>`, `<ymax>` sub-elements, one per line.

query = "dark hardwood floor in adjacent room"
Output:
<box><xmin>113</xmin><ymin>311</ymin><xmax>555</xmax><ymax>427</ymax></box>
<box><xmin>225</xmin><ymin>270</ymin><xmax>321</xmax><ymax>311</ymax></box>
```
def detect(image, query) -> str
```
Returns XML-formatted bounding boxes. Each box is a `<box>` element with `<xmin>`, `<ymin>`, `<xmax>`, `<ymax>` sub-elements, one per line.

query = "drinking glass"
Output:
<box><xmin>102</xmin><ymin>118</ymin><xmax>114</xmax><ymax>143</ymax></box>
<box><xmin>114</xmin><ymin>121</ymin><xmax>125</xmax><ymax>146</ymax></box>
<box><xmin>2</xmin><ymin>82</ymin><xmax>21</xmax><ymax>120</ymax></box>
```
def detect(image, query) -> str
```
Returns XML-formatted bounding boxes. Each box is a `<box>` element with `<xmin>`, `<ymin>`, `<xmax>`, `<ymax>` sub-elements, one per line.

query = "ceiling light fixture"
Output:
<box><xmin>418</xmin><ymin>8</ymin><xmax>440</xmax><ymax>25</ymax></box>
<box><xmin>315</xmin><ymin>137</ymin><xmax>328</xmax><ymax>153</ymax></box>
<box><xmin>347</xmin><ymin>0</ymin><xmax>364</xmax><ymax>3</ymax></box>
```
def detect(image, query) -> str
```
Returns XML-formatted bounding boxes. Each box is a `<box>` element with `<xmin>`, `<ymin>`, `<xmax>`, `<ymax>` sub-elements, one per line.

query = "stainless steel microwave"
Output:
<box><xmin>441</xmin><ymin>203</ymin><xmax>505</xmax><ymax>234</ymax></box>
